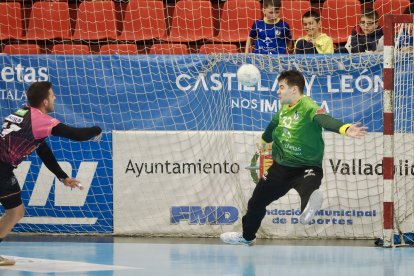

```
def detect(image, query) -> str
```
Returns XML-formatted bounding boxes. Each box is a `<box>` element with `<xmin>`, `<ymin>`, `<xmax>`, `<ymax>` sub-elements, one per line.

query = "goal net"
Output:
<box><xmin>0</xmin><ymin>1</ymin><xmax>412</xmax><ymax>242</ymax></box>
<box><xmin>382</xmin><ymin>13</ymin><xmax>414</xmax><ymax>247</ymax></box>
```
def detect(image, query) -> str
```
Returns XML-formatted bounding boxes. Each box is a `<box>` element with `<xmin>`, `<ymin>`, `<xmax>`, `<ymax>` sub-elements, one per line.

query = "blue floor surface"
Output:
<box><xmin>1</xmin><ymin>237</ymin><xmax>414</xmax><ymax>275</ymax></box>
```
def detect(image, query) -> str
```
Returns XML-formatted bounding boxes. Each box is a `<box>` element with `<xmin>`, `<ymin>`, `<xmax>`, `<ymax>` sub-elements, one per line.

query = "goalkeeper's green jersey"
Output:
<box><xmin>262</xmin><ymin>96</ymin><xmax>325</xmax><ymax>168</ymax></box>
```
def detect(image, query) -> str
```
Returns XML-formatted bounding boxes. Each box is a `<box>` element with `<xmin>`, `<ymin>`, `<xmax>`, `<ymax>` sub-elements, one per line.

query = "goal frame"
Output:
<box><xmin>382</xmin><ymin>14</ymin><xmax>414</xmax><ymax>247</ymax></box>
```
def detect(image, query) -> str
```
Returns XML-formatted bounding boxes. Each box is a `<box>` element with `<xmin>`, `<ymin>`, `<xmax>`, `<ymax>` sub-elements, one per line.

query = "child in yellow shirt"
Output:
<box><xmin>294</xmin><ymin>10</ymin><xmax>334</xmax><ymax>54</ymax></box>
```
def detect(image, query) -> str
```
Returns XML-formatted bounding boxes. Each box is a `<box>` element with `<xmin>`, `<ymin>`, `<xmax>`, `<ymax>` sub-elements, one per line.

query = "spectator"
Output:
<box><xmin>344</xmin><ymin>8</ymin><xmax>384</xmax><ymax>53</ymax></box>
<box><xmin>396</xmin><ymin>5</ymin><xmax>414</xmax><ymax>52</ymax></box>
<box><xmin>245</xmin><ymin>0</ymin><xmax>292</xmax><ymax>54</ymax></box>
<box><xmin>295</xmin><ymin>10</ymin><xmax>334</xmax><ymax>54</ymax></box>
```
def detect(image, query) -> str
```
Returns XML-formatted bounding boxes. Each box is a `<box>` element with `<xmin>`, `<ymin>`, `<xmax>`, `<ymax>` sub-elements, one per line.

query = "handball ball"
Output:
<box><xmin>237</xmin><ymin>63</ymin><xmax>261</xmax><ymax>86</ymax></box>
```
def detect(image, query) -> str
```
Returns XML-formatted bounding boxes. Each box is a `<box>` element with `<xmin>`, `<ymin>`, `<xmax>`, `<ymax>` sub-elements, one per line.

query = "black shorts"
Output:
<box><xmin>253</xmin><ymin>162</ymin><xmax>323</xmax><ymax>211</ymax></box>
<box><xmin>0</xmin><ymin>163</ymin><xmax>23</xmax><ymax>209</ymax></box>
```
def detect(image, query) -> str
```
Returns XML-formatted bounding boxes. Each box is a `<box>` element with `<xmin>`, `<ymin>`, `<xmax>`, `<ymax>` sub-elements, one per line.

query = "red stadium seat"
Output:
<box><xmin>100</xmin><ymin>44</ymin><xmax>138</xmax><ymax>54</ymax></box>
<box><xmin>149</xmin><ymin>44</ymin><xmax>189</xmax><ymax>54</ymax></box>
<box><xmin>280</xmin><ymin>1</ymin><xmax>312</xmax><ymax>40</ymax></box>
<box><xmin>374</xmin><ymin>0</ymin><xmax>410</xmax><ymax>26</ymax></box>
<box><xmin>211</xmin><ymin>0</ymin><xmax>262</xmax><ymax>43</ymax></box>
<box><xmin>198</xmin><ymin>44</ymin><xmax>239</xmax><ymax>54</ymax></box>
<box><xmin>25</xmin><ymin>1</ymin><xmax>71</xmax><ymax>40</ymax></box>
<box><xmin>0</xmin><ymin>2</ymin><xmax>23</xmax><ymax>40</ymax></box>
<box><xmin>163</xmin><ymin>1</ymin><xmax>214</xmax><ymax>42</ymax></box>
<box><xmin>72</xmin><ymin>1</ymin><xmax>117</xmax><ymax>41</ymax></box>
<box><xmin>3</xmin><ymin>44</ymin><xmax>42</xmax><ymax>54</ymax></box>
<box><xmin>321</xmin><ymin>0</ymin><xmax>362</xmax><ymax>43</ymax></box>
<box><xmin>51</xmin><ymin>44</ymin><xmax>91</xmax><ymax>54</ymax></box>
<box><xmin>117</xmin><ymin>1</ymin><xmax>166</xmax><ymax>41</ymax></box>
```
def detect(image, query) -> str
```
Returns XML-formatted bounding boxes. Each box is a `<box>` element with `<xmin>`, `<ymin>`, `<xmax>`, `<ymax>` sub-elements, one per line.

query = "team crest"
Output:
<box><xmin>246</xmin><ymin>143</ymin><xmax>273</xmax><ymax>184</ymax></box>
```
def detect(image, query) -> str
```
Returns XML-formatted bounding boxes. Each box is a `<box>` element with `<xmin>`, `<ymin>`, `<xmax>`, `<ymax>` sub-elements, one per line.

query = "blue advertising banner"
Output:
<box><xmin>0</xmin><ymin>53</ymin><xmax>407</xmax><ymax>233</ymax></box>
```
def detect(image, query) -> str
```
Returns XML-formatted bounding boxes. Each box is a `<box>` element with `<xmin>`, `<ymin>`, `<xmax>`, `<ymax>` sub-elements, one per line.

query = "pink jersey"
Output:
<box><xmin>0</xmin><ymin>106</ymin><xmax>60</xmax><ymax>166</ymax></box>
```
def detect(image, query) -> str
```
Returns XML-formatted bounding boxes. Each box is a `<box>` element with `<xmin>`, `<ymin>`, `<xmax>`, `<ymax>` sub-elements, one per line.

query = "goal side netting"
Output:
<box><xmin>382</xmin><ymin>13</ymin><xmax>414</xmax><ymax>247</ymax></box>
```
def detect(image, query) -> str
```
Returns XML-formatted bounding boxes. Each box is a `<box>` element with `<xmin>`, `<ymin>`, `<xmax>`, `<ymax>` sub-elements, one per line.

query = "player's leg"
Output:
<box><xmin>299</xmin><ymin>189</ymin><xmax>323</xmax><ymax>224</ymax></box>
<box><xmin>0</xmin><ymin>174</ymin><xmax>25</xmax><ymax>266</ymax></box>
<box><xmin>0</xmin><ymin>206</ymin><xmax>23</xmax><ymax>266</ymax></box>
<box><xmin>221</xmin><ymin>163</ymin><xmax>293</xmax><ymax>245</ymax></box>
<box><xmin>292</xmin><ymin>166</ymin><xmax>323</xmax><ymax>224</ymax></box>
<box><xmin>0</xmin><ymin>203</ymin><xmax>25</xmax><ymax>238</ymax></box>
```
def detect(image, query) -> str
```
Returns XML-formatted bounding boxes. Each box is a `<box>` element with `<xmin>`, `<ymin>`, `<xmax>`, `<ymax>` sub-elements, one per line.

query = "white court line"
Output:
<box><xmin>19</xmin><ymin>217</ymin><xmax>98</xmax><ymax>225</ymax></box>
<box><xmin>0</xmin><ymin>256</ymin><xmax>142</xmax><ymax>273</ymax></box>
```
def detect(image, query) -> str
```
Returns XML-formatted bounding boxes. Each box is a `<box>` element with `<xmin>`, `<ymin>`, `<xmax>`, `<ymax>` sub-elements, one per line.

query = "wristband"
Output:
<box><xmin>339</xmin><ymin>124</ymin><xmax>352</xmax><ymax>136</ymax></box>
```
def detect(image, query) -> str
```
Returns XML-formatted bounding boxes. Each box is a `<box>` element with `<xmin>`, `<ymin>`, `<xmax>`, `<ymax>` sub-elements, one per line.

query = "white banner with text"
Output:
<box><xmin>113</xmin><ymin>131</ymin><xmax>414</xmax><ymax>238</ymax></box>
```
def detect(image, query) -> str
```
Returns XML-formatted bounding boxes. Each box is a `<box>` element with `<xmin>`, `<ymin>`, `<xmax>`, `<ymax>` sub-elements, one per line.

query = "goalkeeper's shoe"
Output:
<box><xmin>220</xmin><ymin>232</ymin><xmax>255</xmax><ymax>246</ymax></box>
<box><xmin>0</xmin><ymin>256</ymin><xmax>15</xmax><ymax>266</ymax></box>
<box><xmin>300</xmin><ymin>189</ymin><xmax>323</xmax><ymax>224</ymax></box>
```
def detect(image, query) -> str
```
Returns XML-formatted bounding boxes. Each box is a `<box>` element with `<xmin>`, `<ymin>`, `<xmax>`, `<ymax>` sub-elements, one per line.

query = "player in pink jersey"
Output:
<box><xmin>0</xmin><ymin>82</ymin><xmax>102</xmax><ymax>265</ymax></box>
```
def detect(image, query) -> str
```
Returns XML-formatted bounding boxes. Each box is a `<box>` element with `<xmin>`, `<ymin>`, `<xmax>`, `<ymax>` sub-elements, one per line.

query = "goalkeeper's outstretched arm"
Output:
<box><xmin>314</xmin><ymin>114</ymin><xmax>368</xmax><ymax>138</ymax></box>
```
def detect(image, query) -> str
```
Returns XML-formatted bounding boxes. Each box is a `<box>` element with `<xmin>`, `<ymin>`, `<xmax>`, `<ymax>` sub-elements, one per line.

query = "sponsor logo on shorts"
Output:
<box><xmin>304</xmin><ymin>169</ymin><xmax>315</xmax><ymax>178</ymax></box>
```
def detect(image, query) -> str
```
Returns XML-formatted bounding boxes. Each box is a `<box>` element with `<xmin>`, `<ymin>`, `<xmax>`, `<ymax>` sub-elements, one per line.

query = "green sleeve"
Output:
<box><xmin>261</xmin><ymin>111</ymin><xmax>280</xmax><ymax>142</ymax></box>
<box><xmin>314</xmin><ymin>114</ymin><xmax>345</xmax><ymax>133</ymax></box>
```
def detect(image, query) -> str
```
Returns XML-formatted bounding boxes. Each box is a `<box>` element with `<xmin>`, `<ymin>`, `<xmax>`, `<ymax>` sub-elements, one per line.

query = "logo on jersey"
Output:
<box><xmin>15</xmin><ymin>109</ymin><xmax>29</xmax><ymax>117</ymax></box>
<box><xmin>304</xmin><ymin>169</ymin><xmax>315</xmax><ymax>178</ymax></box>
<box><xmin>5</xmin><ymin>114</ymin><xmax>23</xmax><ymax>124</ymax></box>
<box><xmin>282</xmin><ymin>128</ymin><xmax>292</xmax><ymax>139</ymax></box>
<box><xmin>294</xmin><ymin>111</ymin><xmax>299</xmax><ymax>121</ymax></box>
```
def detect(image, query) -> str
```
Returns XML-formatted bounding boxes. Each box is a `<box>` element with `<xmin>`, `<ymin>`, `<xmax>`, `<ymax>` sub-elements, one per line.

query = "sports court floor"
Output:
<box><xmin>1</xmin><ymin>235</ymin><xmax>414</xmax><ymax>275</ymax></box>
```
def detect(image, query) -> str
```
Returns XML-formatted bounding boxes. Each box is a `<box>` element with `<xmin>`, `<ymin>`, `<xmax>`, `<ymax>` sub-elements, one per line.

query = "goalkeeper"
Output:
<box><xmin>0</xmin><ymin>82</ymin><xmax>102</xmax><ymax>265</ymax></box>
<box><xmin>221</xmin><ymin>70</ymin><xmax>367</xmax><ymax>246</ymax></box>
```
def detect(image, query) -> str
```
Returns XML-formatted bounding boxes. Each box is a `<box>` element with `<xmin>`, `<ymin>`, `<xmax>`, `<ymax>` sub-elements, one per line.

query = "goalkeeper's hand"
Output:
<box><xmin>345</xmin><ymin>122</ymin><xmax>368</xmax><ymax>138</ymax></box>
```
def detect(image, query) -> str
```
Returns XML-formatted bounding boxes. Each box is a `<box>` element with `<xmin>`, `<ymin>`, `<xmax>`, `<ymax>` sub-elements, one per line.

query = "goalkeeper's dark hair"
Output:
<box><xmin>26</xmin><ymin>81</ymin><xmax>52</xmax><ymax>108</ymax></box>
<box><xmin>278</xmin><ymin>70</ymin><xmax>306</xmax><ymax>95</ymax></box>
<box><xmin>263</xmin><ymin>0</ymin><xmax>281</xmax><ymax>9</ymax></box>
<box><xmin>303</xmin><ymin>10</ymin><xmax>321</xmax><ymax>23</ymax></box>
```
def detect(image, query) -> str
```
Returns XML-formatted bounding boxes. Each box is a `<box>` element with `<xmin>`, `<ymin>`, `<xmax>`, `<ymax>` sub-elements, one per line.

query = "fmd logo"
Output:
<box><xmin>170</xmin><ymin>206</ymin><xmax>238</xmax><ymax>225</ymax></box>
